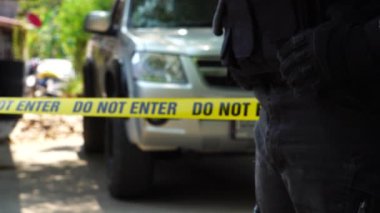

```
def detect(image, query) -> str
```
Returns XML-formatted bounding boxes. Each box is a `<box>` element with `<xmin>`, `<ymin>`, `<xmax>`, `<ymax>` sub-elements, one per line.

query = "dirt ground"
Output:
<box><xmin>1</xmin><ymin>115</ymin><xmax>254</xmax><ymax>213</ymax></box>
<box><xmin>10</xmin><ymin>114</ymin><xmax>83</xmax><ymax>145</ymax></box>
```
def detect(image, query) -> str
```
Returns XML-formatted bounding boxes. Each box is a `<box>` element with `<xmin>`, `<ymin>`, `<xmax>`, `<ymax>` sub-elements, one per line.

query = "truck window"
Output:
<box><xmin>129</xmin><ymin>0</ymin><xmax>218</xmax><ymax>28</ymax></box>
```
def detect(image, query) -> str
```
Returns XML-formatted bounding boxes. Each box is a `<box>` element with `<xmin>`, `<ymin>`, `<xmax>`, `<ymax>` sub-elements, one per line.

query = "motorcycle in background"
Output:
<box><xmin>25</xmin><ymin>58</ymin><xmax>75</xmax><ymax>97</ymax></box>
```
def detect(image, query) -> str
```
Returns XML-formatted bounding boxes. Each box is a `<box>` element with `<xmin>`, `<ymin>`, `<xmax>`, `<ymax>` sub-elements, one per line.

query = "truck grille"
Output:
<box><xmin>196</xmin><ymin>58</ymin><xmax>238</xmax><ymax>88</ymax></box>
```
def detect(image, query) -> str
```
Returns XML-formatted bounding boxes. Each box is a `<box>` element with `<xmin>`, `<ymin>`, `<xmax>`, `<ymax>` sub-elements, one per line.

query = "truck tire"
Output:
<box><xmin>106</xmin><ymin>118</ymin><xmax>153</xmax><ymax>199</ymax></box>
<box><xmin>0</xmin><ymin>60</ymin><xmax>24</xmax><ymax>121</ymax></box>
<box><xmin>105</xmin><ymin>61</ymin><xmax>153</xmax><ymax>199</ymax></box>
<box><xmin>83</xmin><ymin>117</ymin><xmax>105</xmax><ymax>153</ymax></box>
<box><xmin>82</xmin><ymin>60</ymin><xmax>105</xmax><ymax>153</ymax></box>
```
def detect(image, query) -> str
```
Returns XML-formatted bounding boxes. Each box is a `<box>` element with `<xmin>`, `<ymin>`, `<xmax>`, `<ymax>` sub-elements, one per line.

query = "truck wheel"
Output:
<box><xmin>82</xmin><ymin>59</ymin><xmax>105</xmax><ymax>153</ymax></box>
<box><xmin>83</xmin><ymin>117</ymin><xmax>105</xmax><ymax>153</ymax></box>
<box><xmin>106</xmin><ymin>118</ymin><xmax>153</xmax><ymax>199</ymax></box>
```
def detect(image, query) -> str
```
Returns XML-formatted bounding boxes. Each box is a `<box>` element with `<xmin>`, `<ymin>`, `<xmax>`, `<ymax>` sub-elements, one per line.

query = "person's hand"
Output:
<box><xmin>277</xmin><ymin>22</ymin><xmax>337</xmax><ymax>94</ymax></box>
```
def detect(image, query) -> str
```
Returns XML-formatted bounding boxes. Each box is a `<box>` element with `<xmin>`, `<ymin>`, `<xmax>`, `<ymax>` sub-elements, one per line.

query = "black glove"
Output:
<box><xmin>277</xmin><ymin>22</ymin><xmax>339</xmax><ymax>94</ymax></box>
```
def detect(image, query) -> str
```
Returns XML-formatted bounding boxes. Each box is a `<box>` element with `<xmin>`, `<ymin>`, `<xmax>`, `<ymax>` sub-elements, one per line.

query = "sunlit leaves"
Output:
<box><xmin>19</xmin><ymin>0</ymin><xmax>113</xmax><ymax>71</ymax></box>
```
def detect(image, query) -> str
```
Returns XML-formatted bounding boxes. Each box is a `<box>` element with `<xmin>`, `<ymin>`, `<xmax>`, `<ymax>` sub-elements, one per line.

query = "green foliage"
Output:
<box><xmin>19</xmin><ymin>0</ymin><xmax>113</xmax><ymax>70</ymax></box>
<box><xmin>55</xmin><ymin>0</ymin><xmax>113</xmax><ymax>71</ymax></box>
<box><xmin>62</xmin><ymin>75</ymin><xmax>84</xmax><ymax>97</ymax></box>
<box><xmin>18</xmin><ymin>0</ymin><xmax>64</xmax><ymax>58</ymax></box>
<box><xmin>12</xmin><ymin>26</ymin><xmax>27</xmax><ymax>60</ymax></box>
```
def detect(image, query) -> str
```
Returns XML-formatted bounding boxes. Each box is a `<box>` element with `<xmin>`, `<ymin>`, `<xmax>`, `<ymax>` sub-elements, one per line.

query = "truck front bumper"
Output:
<box><xmin>127</xmin><ymin>82</ymin><xmax>255</xmax><ymax>153</ymax></box>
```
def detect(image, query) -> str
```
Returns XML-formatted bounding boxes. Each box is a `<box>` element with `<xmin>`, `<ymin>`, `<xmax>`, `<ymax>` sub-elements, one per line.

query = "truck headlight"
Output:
<box><xmin>132</xmin><ymin>53</ymin><xmax>187</xmax><ymax>84</ymax></box>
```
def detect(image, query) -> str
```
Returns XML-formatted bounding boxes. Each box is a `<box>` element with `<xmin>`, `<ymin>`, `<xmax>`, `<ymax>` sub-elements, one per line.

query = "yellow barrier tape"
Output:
<box><xmin>0</xmin><ymin>98</ymin><xmax>261</xmax><ymax>121</ymax></box>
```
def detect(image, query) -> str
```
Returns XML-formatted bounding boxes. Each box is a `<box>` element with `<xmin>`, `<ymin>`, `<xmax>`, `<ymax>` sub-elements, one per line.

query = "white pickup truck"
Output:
<box><xmin>83</xmin><ymin>0</ymin><xmax>255</xmax><ymax>199</ymax></box>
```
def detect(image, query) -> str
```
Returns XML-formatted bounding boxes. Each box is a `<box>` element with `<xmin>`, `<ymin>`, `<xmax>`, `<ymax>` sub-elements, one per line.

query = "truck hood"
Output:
<box><xmin>127</xmin><ymin>28</ymin><xmax>222</xmax><ymax>56</ymax></box>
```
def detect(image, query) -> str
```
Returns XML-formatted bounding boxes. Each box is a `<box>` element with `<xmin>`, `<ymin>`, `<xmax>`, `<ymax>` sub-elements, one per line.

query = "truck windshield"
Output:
<box><xmin>129</xmin><ymin>0</ymin><xmax>218</xmax><ymax>28</ymax></box>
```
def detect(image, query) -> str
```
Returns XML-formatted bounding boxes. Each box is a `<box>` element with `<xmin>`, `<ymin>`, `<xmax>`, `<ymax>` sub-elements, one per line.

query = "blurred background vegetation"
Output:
<box><xmin>17</xmin><ymin>0</ymin><xmax>113</xmax><ymax>96</ymax></box>
<box><xmin>18</xmin><ymin>0</ymin><xmax>113</xmax><ymax>71</ymax></box>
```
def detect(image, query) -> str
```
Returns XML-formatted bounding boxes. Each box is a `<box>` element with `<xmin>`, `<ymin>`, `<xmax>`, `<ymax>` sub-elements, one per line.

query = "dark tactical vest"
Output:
<box><xmin>215</xmin><ymin>0</ymin><xmax>356</xmax><ymax>89</ymax></box>
<box><xmin>216</xmin><ymin>0</ymin><xmax>379</xmax><ymax>112</ymax></box>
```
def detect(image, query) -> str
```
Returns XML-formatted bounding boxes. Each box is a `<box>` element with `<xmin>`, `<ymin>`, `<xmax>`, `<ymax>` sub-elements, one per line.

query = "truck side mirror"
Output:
<box><xmin>84</xmin><ymin>11</ymin><xmax>111</xmax><ymax>34</ymax></box>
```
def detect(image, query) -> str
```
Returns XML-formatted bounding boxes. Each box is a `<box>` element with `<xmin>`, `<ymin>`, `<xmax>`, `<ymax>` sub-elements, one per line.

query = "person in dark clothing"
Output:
<box><xmin>213</xmin><ymin>0</ymin><xmax>380</xmax><ymax>212</ymax></box>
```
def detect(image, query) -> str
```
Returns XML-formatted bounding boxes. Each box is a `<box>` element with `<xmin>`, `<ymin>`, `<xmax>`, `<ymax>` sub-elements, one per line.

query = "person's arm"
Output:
<box><xmin>212</xmin><ymin>0</ymin><xmax>225</xmax><ymax>36</ymax></box>
<box><xmin>212</xmin><ymin>0</ymin><xmax>258</xmax><ymax>90</ymax></box>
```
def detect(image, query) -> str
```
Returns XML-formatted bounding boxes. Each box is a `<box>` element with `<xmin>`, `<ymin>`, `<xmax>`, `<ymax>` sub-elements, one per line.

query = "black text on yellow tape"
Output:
<box><xmin>0</xmin><ymin>98</ymin><xmax>260</xmax><ymax>121</ymax></box>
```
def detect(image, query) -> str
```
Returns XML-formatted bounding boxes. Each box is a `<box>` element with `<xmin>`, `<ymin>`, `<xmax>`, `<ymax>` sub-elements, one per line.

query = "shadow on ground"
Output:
<box><xmin>6</xmin><ymin>115</ymin><xmax>255</xmax><ymax>212</ymax></box>
<box><xmin>4</xmin><ymin>141</ymin><xmax>255</xmax><ymax>213</ymax></box>
<box><xmin>0</xmin><ymin>141</ymin><xmax>21</xmax><ymax>213</ymax></box>
<box><xmin>83</xmin><ymin>152</ymin><xmax>255</xmax><ymax>213</ymax></box>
